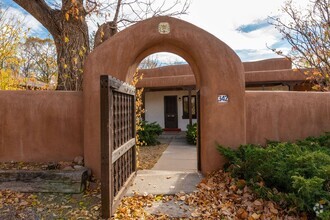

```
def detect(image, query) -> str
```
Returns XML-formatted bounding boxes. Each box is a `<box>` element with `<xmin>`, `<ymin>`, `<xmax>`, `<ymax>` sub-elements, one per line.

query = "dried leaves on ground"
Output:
<box><xmin>0</xmin><ymin>147</ymin><xmax>305</xmax><ymax>219</ymax></box>
<box><xmin>115</xmin><ymin>170</ymin><xmax>305</xmax><ymax>219</ymax></box>
<box><xmin>138</xmin><ymin>143</ymin><xmax>168</xmax><ymax>170</ymax></box>
<box><xmin>0</xmin><ymin>169</ymin><xmax>305</xmax><ymax>219</ymax></box>
<box><xmin>0</xmin><ymin>182</ymin><xmax>101</xmax><ymax>219</ymax></box>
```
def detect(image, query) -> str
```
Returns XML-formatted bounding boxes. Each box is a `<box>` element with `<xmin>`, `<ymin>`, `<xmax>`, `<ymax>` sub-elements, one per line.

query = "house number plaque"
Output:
<box><xmin>158</xmin><ymin>22</ymin><xmax>170</xmax><ymax>34</ymax></box>
<box><xmin>218</xmin><ymin>95</ymin><xmax>229</xmax><ymax>103</ymax></box>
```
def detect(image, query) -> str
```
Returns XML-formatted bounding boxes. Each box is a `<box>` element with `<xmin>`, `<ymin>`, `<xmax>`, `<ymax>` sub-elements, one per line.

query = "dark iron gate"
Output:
<box><xmin>100</xmin><ymin>75</ymin><xmax>136</xmax><ymax>218</ymax></box>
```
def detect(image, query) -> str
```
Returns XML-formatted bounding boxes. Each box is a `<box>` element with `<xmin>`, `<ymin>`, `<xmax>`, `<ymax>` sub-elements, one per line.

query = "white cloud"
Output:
<box><xmin>6</xmin><ymin>7</ymin><xmax>42</xmax><ymax>31</ymax></box>
<box><xmin>4</xmin><ymin>0</ymin><xmax>311</xmax><ymax>61</ymax></box>
<box><xmin>4</xmin><ymin>6</ymin><xmax>46</xmax><ymax>38</ymax></box>
<box><xmin>181</xmin><ymin>0</ymin><xmax>310</xmax><ymax>61</ymax></box>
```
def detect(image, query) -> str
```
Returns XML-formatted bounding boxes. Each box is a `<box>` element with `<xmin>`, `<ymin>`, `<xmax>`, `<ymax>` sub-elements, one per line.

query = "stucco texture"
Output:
<box><xmin>246</xmin><ymin>91</ymin><xmax>330</xmax><ymax>145</ymax></box>
<box><xmin>136</xmin><ymin>58</ymin><xmax>307</xmax><ymax>89</ymax></box>
<box><xmin>0</xmin><ymin>91</ymin><xmax>83</xmax><ymax>162</ymax></box>
<box><xmin>84</xmin><ymin>16</ymin><xmax>246</xmax><ymax>178</ymax></box>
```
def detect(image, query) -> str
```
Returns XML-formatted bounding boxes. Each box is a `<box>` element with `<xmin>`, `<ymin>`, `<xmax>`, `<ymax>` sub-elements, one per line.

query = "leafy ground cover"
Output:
<box><xmin>0</xmin><ymin>143</ymin><xmax>167</xmax><ymax>219</ymax></box>
<box><xmin>0</xmin><ymin>169</ymin><xmax>305</xmax><ymax>219</ymax></box>
<box><xmin>138</xmin><ymin>143</ymin><xmax>168</xmax><ymax>170</ymax></box>
<box><xmin>0</xmin><ymin>138</ymin><xmax>313</xmax><ymax>219</ymax></box>
<box><xmin>218</xmin><ymin>133</ymin><xmax>330</xmax><ymax>219</ymax></box>
<box><xmin>115</xmin><ymin>170</ymin><xmax>304</xmax><ymax>219</ymax></box>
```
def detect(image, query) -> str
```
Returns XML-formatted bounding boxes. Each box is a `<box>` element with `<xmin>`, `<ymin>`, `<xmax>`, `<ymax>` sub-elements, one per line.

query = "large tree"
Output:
<box><xmin>271</xmin><ymin>0</ymin><xmax>330</xmax><ymax>91</ymax></box>
<box><xmin>12</xmin><ymin>0</ymin><xmax>190</xmax><ymax>90</ymax></box>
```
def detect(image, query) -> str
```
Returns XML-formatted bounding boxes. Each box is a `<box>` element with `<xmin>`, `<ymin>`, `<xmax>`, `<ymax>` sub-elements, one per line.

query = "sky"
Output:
<box><xmin>2</xmin><ymin>0</ymin><xmax>310</xmax><ymax>63</ymax></box>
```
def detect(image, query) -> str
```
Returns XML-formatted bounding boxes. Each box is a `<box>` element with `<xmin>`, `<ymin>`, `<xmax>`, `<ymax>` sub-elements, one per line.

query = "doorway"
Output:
<box><xmin>164</xmin><ymin>96</ymin><xmax>178</xmax><ymax>129</ymax></box>
<box><xmin>84</xmin><ymin>16</ymin><xmax>246</xmax><ymax>179</ymax></box>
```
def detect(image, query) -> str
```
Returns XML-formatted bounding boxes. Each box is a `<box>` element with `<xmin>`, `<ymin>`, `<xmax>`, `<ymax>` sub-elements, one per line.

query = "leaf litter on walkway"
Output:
<box><xmin>0</xmin><ymin>144</ymin><xmax>306</xmax><ymax>219</ymax></box>
<box><xmin>0</xmin><ymin>169</ymin><xmax>306</xmax><ymax>219</ymax></box>
<box><xmin>114</xmin><ymin>170</ymin><xmax>305</xmax><ymax>219</ymax></box>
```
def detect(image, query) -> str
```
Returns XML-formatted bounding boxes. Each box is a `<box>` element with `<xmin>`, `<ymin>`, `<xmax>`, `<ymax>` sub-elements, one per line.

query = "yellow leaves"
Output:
<box><xmin>0</xmin><ymin>10</ymin><xmax>27</xmax><ymax>90</ymax></box>
<box><xmin>132</xmin><ymin>69</ymin><xmax>145</xmax><ymax>152</ymax></box>
<box><xmin>73</xmin><ymin>57</ymin><xmax>78</xmax><ymax>65</ymax></box>
<box><xmin>64</xmin><ymin>1</ymin><xmax>80</xmax><ymax>22</ymax></box>
<box><xmin>250</xmin><ymin>213</ymin><xmax>261</xmax><ymax>219</ymax></box>
<box><xmin>0</xmin><ymin>69</ymin><xmax>22</xmax><ymax>90</ymax></box>
<box><xmin>64</xmin><ymin>36</ymin><xmax>70</xmax><ymax>43</ymax></box>
<box><xmin>65</xmin><ymin>13</ymin><xmax>70</xmax><ymax>21</ymax></box>
<box><xmin>78</xmin><ymin>48</ymin><xmax>86</xmax><ymax>57</ymax></box>
<box><xmin>155</xmin><ymin>195</ymin><xmax>163</xmax><ymax>201</ymax></box>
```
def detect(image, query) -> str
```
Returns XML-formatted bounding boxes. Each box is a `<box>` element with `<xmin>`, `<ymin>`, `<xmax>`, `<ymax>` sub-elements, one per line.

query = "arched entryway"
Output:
<box><xmin>83</xmin><ymin>16</ymin><xmax>246</xmax><ymax>178</ymax></box>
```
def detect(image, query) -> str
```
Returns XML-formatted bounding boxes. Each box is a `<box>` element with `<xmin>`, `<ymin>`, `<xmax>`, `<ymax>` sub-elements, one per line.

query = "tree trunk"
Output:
<box><xmin>54</xmin><ymin>1</ymin><xmax>90</xmax><ymax>91</ymax></box>
<box><xmin>54</xmin><ymin>18</ymin><xmax>89</xmax><ymax>91</ymax></box>
<box><xmin>13</xmin><ymin>0</ymin><xmax>90</xmax><ymax>91</ymax></box>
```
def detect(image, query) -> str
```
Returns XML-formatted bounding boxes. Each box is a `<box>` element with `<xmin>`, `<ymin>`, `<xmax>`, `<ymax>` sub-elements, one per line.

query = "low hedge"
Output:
<box><xmin>138</xmin><ymin>121</ymin><xmax>162</xmax><ymax>146</ymax></box>
<box><xmin>217</xmin><ymin>133</ymin><xmax>330</xmax><ymax>219</ymax></box>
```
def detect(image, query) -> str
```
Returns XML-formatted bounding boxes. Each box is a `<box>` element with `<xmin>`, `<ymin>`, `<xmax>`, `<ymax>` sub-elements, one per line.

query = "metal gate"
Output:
<box><xmin>100</xmin><ymin>75</ymin><xmax>136</xmax><ymax>218</ymax></box>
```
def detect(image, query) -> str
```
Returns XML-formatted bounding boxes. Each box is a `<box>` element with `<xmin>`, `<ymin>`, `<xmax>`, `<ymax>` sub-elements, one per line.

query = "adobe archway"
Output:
<box><xmin>84</xmin><ymin>16</ymin><xmax>246</xmax><ymax>178</ymax></box>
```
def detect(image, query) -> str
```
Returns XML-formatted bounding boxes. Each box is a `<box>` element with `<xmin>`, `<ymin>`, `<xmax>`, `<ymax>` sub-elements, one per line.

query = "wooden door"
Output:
<box><xmin>164</xmin><ymin>96</ymin><xmax>178</xmax><ymax>129</ymax></box>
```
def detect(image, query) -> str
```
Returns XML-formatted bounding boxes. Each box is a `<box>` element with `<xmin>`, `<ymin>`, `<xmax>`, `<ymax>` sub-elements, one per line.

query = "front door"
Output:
<box><xmin>164</xmin><ymin>96</ymin><xmax>178</xmax><ymax>128</ymax></box>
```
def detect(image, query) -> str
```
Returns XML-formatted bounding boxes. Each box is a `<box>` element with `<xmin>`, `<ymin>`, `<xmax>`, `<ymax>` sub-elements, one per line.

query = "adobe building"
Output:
<box><xmin>137</xmin><ymin>58</ymin><xmax>310</xmax><ymax>131</ymax></box>
<box><xmin>0</xmin><ymin>17</ymin><xmax>329</xmax><ymax>179</ymax></box>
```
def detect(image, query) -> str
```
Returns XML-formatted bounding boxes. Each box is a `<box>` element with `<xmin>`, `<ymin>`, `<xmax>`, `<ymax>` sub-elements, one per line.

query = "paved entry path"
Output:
<box><xmin>152</xmin><ymin>137</ymin><xmax>198</xmax><ymax>171</ymax></box>
<box><xmin>126</xmin><ymin>132</ymin><xmax>203</xmax><ymax>196</ymax></box>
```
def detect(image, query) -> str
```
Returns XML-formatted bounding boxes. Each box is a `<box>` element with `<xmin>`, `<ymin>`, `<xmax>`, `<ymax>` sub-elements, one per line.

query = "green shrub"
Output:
<box><xmin>217</xmin><ymin>133</ymin><xmax>330</xmax><ymax>218</ymax></box>
<box><xmin>186</xmin><ymin>123</ymin><xmax>197</xmax><ymax>145</ymax></box>
<box><xmin>137</xmin><ymin>121</ymin><xmax>162</xmax><ymax>146</ymax></box>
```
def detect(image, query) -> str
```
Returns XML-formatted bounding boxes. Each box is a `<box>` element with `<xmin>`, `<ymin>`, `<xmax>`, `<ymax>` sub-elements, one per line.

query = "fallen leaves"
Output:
<box><xmin>0</xmin><ymin>160</ymin><xmax>83</xmax><ymax>171</ymax></box>
<box><xmin>114</xmin><ymin>170</ymin><xmax>304</xmax><ymax>219</ymax></box>
<box><xmin>0</xmin><ymin>181</ymin><xmax>101</xmax><ymax>219</ymax></box>
<box><xmin>138</xmin><ymin>144</ymin><xmax>168</xmax><ymax>170</ymax></box>
<box><xmin>1</xmin><ymin>159</ymin><xmax>305</xmax><ymax>219</ymax></box>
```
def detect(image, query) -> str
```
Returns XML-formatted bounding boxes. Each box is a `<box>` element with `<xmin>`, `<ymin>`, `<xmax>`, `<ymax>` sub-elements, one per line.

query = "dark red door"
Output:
<box><xmin>164</xmin><ymin>96</ymin><xmax>178</xmax><ymax>128</ymax></box>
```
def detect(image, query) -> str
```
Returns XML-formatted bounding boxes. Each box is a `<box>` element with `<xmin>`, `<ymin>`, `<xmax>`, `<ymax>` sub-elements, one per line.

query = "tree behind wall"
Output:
<box><xmin>12</xmin><ymin>0</ymin><xmax>190</xmax><ymax>91</ymax></box>
<box><xmin>0</xmin><ymin>6</ymin><xmax>26</xmax><ymax>90</ymax></box>
<box><xmin>271</xmin><ymin>0</ymin><xmax>330</xmax><ymax>91</ymax></box>
<box><xmin>20</xmin><ymin>37</ymin><xmax>57</xmax><ymax>87</ymax></box>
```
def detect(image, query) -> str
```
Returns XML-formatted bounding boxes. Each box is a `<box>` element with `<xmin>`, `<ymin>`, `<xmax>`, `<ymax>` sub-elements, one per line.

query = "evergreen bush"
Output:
<box><xmin>217</xmin><ymin>133</ymin><xmax>330</xmax><ymax>218</ymax></box>
<box><xmin>137</xmin><ymin>121</ymin><xmax>162</xmax><ymax>146</ymax></box>
<box><xmin>186</xmin><ymin>123</ymin><xmax>197</xmax><ymax>145</ymax></box>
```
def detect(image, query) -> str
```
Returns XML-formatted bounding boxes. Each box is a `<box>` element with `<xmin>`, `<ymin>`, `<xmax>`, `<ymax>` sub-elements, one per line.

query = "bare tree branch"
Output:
<box><xmin>270</xmin><ymin>0</ymin><xmax>330</xmax><ymax>91</ymax></box>
<box><xmin>13</xmin><ymin>0</ymin><xmax>61</xmax><ymax>36</ymax></box>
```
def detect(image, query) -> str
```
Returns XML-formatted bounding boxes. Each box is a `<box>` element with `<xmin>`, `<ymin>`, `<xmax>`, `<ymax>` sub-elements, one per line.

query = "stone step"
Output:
<box><xmin>0</xmin><ymin>168</ymin><xmax>90</xmax><ymax>193</ymax></box>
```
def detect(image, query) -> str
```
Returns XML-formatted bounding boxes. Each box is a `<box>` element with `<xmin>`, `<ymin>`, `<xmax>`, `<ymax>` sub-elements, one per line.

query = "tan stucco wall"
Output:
<box><xmin>0</xmin><ymin>91</ymin><xmax>83</xmax><ymax>162</ymax></box>
<box><xmin>136</xmin><ymin>58</ymin><xmax>306</xmax><ymax>89</ymax></box>
<box><xmin>243</xmin><ymin>58</ymin><xmax>292</xmax><ymax>72</ymax></box>
<box><xmin>246</xmin><ymin>91</ymin><xmax>330</xmax><ymax>145</ymax></box>
<box><xmin>245</xmin><ymin>69</ymin><xmax>306</xmax><ymax>84</ymax></box>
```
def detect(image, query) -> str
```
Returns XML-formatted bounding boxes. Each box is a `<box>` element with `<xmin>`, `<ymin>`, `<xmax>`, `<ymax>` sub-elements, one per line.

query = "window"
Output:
<box><xmin>182</xmin><ymin>95</ymin><xmax>197</xmax><ymax>119</ymax></box>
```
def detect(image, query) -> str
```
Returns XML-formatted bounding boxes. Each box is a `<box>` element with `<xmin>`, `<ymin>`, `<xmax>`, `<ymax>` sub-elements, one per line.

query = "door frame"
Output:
<box><xmin>164</xmin><ymin>95</ymin><xmax>178</xmax><ymax>129</ymax></box>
